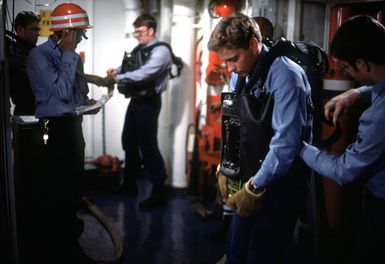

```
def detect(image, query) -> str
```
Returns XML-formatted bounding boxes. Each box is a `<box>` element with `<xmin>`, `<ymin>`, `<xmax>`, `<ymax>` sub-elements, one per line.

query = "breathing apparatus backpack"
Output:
<box><xmin>117</xmin><ymin>42</ymin><xmax>183</xmax><ymax>98</ymax></box>
<box><xmin>220</xmin><ymin>38</ymin><xmax>333</xmax><ymax>193</ymax></box>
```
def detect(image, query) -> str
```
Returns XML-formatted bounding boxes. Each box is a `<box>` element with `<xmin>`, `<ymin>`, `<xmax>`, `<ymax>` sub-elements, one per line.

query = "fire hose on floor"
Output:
<box><xmin>82</xmin><ymin>197</ymin><xmax>123</xmax><ymax>263</ymax></box>
<box><xmin>81</xmin><ymin>76</ymin><xmax>123</xmax><ymax>263</ymax></box>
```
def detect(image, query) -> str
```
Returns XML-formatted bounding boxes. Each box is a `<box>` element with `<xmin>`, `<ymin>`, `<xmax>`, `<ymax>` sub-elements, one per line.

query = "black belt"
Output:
<box><xmin>131</xmin><ymin>93</ymin><xmax>161</xmax><ymax>103</ymax></box>
<box><xmin>40</xmin><ymin>115</ymin><xmax>82</xmax><ymax>123</ymax></box>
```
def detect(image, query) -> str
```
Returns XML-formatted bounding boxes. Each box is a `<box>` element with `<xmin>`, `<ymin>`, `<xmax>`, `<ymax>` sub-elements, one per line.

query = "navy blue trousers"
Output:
<box><xmin>352</xmin><ymin>190</ymin><xmax>385</xmax><ymax>264</ymax></box>
<box><xmin>225</xmin><ymin>163</ymin><xmax>308</xmax><ymax>264</ymax></box>
<box><xmin>122</xmin><ymin>95</ymin><xmax>167</xmax><ymax>186</ymax></box>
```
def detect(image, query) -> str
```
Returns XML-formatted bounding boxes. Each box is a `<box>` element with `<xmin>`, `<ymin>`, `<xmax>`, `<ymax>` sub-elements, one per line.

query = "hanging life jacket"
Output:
<box><xmin>220</xmin><ymin>38</ymin><xmax>332</xmax><ymax>189</ymax></box>
<box><xmin>117</xmin><ymin>42</ymin><xmax>183</xmax><ymax>98</ymax></box>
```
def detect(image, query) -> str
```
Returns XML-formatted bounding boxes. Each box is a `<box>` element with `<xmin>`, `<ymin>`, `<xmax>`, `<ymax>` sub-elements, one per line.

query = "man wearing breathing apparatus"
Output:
<box><xmin>208</xmin><ymin>13</ymin><xmax>312</xmax><ymax>263</ymax></box>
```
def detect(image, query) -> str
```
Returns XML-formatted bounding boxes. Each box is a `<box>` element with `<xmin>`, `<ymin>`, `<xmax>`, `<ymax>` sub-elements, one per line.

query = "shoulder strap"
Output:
<box><xmin>129</xmin><ymin>43</ymin><xmax>145</xmax><ymax>54</ymax></box>
<box><xmin>5</xmin><ymin>30</ymin><xmax>18</xmax><ymax>42</ymax></box>
<box><xmin>143</xmin><ymin>41</ymin><xmax>170</xmax><ymax>51</ymax></box>
<box><xmin>142</xmin><ymin>42</ymin><xmax>183</xmax><ymax>78</ymax></box>
<box><xmin>244</xmin><ymin>38</ymin><xmax>327</xmax><ymax>94</ymax></box>
<box><xmin>242</xmin><ymin>38</ymin><xmax>339</xmax><ymax>149</ymax></box>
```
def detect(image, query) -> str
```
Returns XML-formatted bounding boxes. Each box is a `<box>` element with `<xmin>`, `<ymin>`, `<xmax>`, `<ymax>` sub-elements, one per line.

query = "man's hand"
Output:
<box><xmin>85</xmin><ymin>74</ymin><xmax>116</xmax><ymax>96</ymax></box>
<box><xmin>324</xmin><ymin>88</ymin><xmax>361</xmax><ymax>126</ymax></box>
<box><xmin>103</xmin><ymin>75</ymin><xmax>116</xmax><ymax>96</ymax></box>
<box><xmin>106</xmin><ymin>68</ymin><xmax>118</xmax><ymax>79</ymax></box>
<box><xmin>103</xmin><ymin>75</ymin><xmax>116</xmax><ymax>86</ymax></box>
<box><xmin>83</xmin><ymin>99</ymin><xmax>100</xmax><ymax>115</ymax></box>
<box><xmin>226</xmin><ymin>178</ymin><xmax>265</xmax><ymax>217</ymax></box>
<box><xmin>58</xmin><ymin>30</ymin><xmax>77</xmax><ymax>52</ymax></box>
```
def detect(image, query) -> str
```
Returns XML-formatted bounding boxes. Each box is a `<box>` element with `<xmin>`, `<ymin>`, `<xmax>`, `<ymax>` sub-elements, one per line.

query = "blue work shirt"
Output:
<box><xmin>300</xmin><ymin>80</ymin><xmax>385</xmax><ymax>200</ymax></box>
<box><xmin>115</xmin><ymin>39</ymin><xmax>172</xmax><ymax>94</ymax></box>
<box><xmin>230</xmin><ymin>45</ymin><xmax>313</xmax><ymax>188</ymax></box>
<box><xmin>27</xmin><ymin>37</ymin><xmax>88</xmax><ymax>118</ymax></box>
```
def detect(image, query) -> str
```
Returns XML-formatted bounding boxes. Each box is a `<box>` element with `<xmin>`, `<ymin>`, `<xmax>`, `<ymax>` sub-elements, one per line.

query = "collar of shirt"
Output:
<box><xmin>247</xmin><ymin>44</ymin><xmax>269</xmax><ymax>83</ymax></box>
<box><xmin>371</xmin><ymin>75</ymin><xmax>385</xmax><ymax>104</ymax></box>
<box><xmin>144</xmin><ymin>38</ymin><xmax>158</xmax><ymax>48</ymax></box>
<box><xmin>229</xmin><ymin>45</ymin><xmax>269</xmax><ymax>94</ymax></box>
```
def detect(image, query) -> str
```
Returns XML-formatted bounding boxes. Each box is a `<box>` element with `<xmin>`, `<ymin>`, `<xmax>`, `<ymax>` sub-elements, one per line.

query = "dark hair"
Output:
<box><xmin>14</xmin><ymin>11</ymin><xmax>40</xmax><ymax>29</ymax></box>
<box><xmin>133</xmin><ymin>13</ymin><xmax>157</xmax><ymax>33</ymax></box>
<box><xmin>253</xmin><ymin>16</ymin><xmax>274</xmax><ymax>40</ymax></box>
<box><xmin>330</xmin><ymin>15</ymin><xmax>385</xmax><ymax>66</ymax></box>
<box><xmin>207</xmin><ymin>12</ymin><xmax>262</xmax><ymax>51</ymax></box>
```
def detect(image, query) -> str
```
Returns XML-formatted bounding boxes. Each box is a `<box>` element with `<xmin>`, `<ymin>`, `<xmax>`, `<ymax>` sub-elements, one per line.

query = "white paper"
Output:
<box><xmin>17</xmin><ymin>115</ymin><xmax>39</xmax><ymax>124</ymax></box>
<box><xmin>75</xmin><ymin>95</ymin><xmax>111</xmax><ymax>115</ymax></box>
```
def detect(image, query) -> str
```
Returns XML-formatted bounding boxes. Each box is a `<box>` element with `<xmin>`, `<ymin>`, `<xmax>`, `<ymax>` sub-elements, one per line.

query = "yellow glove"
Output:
<box><xmin>227</xmin><ymin>178</ymin><xmax>265</xmax><ymax>217</ymax></box>
<box><xmin>216</xmin><ymin>164</ymin><xmax>229</xmax><ymax>200</ymax></box>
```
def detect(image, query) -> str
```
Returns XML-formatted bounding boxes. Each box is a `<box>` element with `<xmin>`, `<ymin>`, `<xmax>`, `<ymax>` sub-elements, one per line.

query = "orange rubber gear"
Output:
<box><xmin>50</xmin><ymin>3</ymin><xmax>92</xmax><ymax>32</ymax></box>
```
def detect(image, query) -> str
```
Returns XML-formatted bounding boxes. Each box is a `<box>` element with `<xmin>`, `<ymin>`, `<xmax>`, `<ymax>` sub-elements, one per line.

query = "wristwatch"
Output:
<box><xmin>248</xmin><ymin>183</ymin><xmax>265</xmax><ymax>194</ymax></box>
